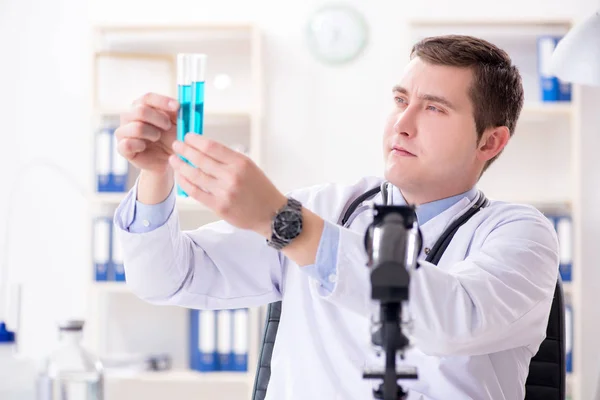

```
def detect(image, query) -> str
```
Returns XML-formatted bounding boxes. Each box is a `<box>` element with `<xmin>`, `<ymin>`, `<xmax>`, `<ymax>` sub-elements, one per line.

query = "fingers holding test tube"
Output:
<box><xmin>114</xmin><ymin>92</ymin><xmax>180</xmax><ymax>174</ymax></box>
<box><xmin>169</xmin><ymin>135</ymin><xmax>287</xmax><ymax>235</ymax></box>
<box><xmin>171</xmin><ymin>137</ymin><xmax>225</xmax><ymax>180</ymax></box>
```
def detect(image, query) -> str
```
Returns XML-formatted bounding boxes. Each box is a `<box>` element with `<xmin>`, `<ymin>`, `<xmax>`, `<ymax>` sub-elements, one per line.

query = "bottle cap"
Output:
<box><xmin>58</xmin><ymin>320</ymin><xmax>85</xmax><ymax>331</ymax></box>
<box><xmin>0</xmin><ymin>322</ymin><xmax>15</xmax><ymax>343</ymax></box>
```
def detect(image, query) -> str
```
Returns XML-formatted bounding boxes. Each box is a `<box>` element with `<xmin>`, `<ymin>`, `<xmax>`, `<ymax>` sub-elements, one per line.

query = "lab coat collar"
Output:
<box><xmin>388</xmin><ymin>184</ymin><xmax>479</xmax><ymax>226</ymax></box>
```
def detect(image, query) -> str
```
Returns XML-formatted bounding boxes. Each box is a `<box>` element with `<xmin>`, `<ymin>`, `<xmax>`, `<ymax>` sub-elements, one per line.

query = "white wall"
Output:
<box><xmin>1</xmin><ymin>0</ymin><xmax>600</xmax><ymax>397</ymax></box>
<box><xmin>577</xmin><ymin>85</ymin><xmax>600</xmax><ymax>400</ymax></box>
<box><xmin>0</xmin><ymin>0</ymin><xmax>92</xmax><ymax>357</ymax></box>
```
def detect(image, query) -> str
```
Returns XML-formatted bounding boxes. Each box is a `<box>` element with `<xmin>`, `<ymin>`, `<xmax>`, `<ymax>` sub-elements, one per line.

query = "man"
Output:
<box><xmin>113</xmin><ymin>35</ymin><xmax>559</xmax><ymax>400</ymax></box>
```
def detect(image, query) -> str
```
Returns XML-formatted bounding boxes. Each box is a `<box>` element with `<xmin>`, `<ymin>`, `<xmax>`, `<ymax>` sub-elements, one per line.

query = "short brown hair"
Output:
<box><xmin>410</xmin><ymin>35</ymin><xmax>524</xmax><ymax>172</ymax></box>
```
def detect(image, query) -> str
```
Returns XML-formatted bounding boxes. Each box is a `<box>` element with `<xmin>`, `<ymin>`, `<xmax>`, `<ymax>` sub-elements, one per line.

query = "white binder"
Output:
<box><xmin>111</xmin><ymin>222</ymin><xmax>125</xmax><ymax>281</ymax></box>
<box><xmin>556</xmin><ymin>216</ymin><xmax>573</xmax><ymax>282</ymax></box>
<box><xmin>95</xmin><ymin>128</ymin><xmax>112</xmax><ymax>192</ymax></box>
<box><xmin>110</xmin><ymin>125</ymin><xmax>129</xmax><ymax>192</ymax></box>
<box><xmin>217</xmin><ymin>310</ymin><xmax>234</xmax><ymax>370</ymax></box>
<box><xmin>232</xmin><ymin>308</ymin><xmax>248</xmax><ymax>371</ymax></box>
<box><xmin>93</xmin><ymin>218</ymin><xmax>111</xmax><ymax>281</ymax></box>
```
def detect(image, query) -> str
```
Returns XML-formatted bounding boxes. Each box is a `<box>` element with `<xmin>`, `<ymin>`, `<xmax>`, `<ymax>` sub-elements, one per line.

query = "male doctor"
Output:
<box><xmin>113</xmin><ymin>35</ymin><xmax>559</xmax><ymax>400</ymax></box>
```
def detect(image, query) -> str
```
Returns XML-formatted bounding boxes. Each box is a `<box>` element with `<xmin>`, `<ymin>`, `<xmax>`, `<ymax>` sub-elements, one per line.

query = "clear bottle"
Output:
<box><xmin>0</xmin><ymin>322</ymin><xmax>37</xmax><ymax>399</ymax></box>
<box><xmin>36</xmin><ymin>320</ymin><xmax>103</xmax><ymax>400</ymax></box>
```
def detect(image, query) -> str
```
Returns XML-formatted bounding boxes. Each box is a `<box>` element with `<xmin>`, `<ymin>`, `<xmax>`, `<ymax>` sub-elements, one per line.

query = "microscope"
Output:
<box><xmin>362</xmin><ymin>202</ymin><xmax>423</xmax><ymax>400</ymax></box>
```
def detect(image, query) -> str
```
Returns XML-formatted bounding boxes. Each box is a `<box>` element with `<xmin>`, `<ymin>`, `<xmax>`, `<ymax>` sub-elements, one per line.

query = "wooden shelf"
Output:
<box><xmin>409</xmin><ymin>18</ymin><xmax>575</xmax><ymax>27</ymax></box>
<box><xmin>408</xmin><ymin>18</ymin><xmax>573</xmax><ymax>39</ymax></box>
<box><xmin>485</xmin><ymin>196</ymin><xmax>571</xmax><ymax>209</ymax></box>
<box><xmin>521</xmin><ymin>102</ymin><xmax>574</xmax><ymax>117</ymax></box>
<box><xmin>94</xmin><ymin>24</ymin><xmax>256</xmax><ymax>55</ymax></box>
<box><xmin>104</xmin><ymin>368</ymin><xmax>253</xmax><ymax>400</ymax></box>
<box><xmin>92</xmin><ymin>281</ymin><xmax>131</xmax><ymax>293</ymax></box>
<box><xmin>95</xmin><ymin>108</ymin><xmax>252</xmax><ymax>126</ymax></box>
<box><xmin>108</xmin><ymin>369</ymin><xmax>251</xmax><ymax>384</ymax></box>
<box><xmin>88</xmin><ymin>23</ymin><xmax>264</xmax><ymax>400</ymax></box>
<box><xmin>567</xmin><ymin>372</ymin><xmax>576</xmax><ymax>390</ymax></box>
<box><xmin>562</xmin><ymin>282</ymin><xmax>573</xmax><ymax>294</ymax></box>
<box><xmin>90</xmin><ymin>192</ymin><xmax>212</xmax><ymax>213</ymax></box>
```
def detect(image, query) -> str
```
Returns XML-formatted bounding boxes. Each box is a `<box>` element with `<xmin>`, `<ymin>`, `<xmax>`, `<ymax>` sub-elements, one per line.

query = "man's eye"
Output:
<box><xmin>394</xmin><ymin>97</ymin><xmax>407</xmax><ymax>105</ymax></box>
<box><xmin>426</xmin><ymin>105</ymin><xmax>440</xmax><ymax>112</ymax></box>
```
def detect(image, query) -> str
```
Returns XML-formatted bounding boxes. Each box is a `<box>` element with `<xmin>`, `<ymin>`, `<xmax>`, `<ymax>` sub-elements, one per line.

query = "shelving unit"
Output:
<box><xmin>105</xmin><ymin>369</ymin><xmax>252</xmax><ymax>400</ymax></box>
<box><xmin>86</xmin><ymin>24</ymin><xmax>265</xmax><ymax>400</ymax></box>
<box><xmin>409</xmin><ymin>18</ymin><xmax>581</xmax><ymax>400</ymax></box>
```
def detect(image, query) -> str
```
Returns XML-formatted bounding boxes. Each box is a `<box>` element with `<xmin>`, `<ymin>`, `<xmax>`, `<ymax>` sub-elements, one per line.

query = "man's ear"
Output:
<box><xmin>477</xmin><ymin>126</ymin><xmax>510</xmax><ymax>163</ymax></box>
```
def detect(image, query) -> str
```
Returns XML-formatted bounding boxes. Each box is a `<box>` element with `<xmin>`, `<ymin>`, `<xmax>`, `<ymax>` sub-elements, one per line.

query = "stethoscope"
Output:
<box><xmin>340</xmin><ymin>182</ymin><xmax>395</xmax><ymax>228</ymax></box>
<box><xmin>340</xmin><ymin>181</ymin><xmax>488</xmax><ymax>230</ymax></box>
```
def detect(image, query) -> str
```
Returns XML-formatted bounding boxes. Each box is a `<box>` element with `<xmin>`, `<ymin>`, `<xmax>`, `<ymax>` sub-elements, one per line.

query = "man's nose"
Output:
<box><xmin>393</xmin><ymin>106</ymin><xmax>417</xmax><ymax>137</ymax></box>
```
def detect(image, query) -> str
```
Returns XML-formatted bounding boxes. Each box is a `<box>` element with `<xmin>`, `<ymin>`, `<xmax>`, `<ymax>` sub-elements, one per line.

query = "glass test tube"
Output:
<box><xmin>177</xmin><ymin>53</ymin><xmax>192</xmax><ymax>144</ymax></box>
<box><xmin>189</xmin><ymin>54</ymin><xmax>207</xmax><ymax>135</ymax></box>
<box><xmin>176</xmin><ymin>53</ymin><xmax>192</xmax><ymax>197</ymax></box>
<box><xmin>176</xmin><ymin>54</ymin><xmax>208</xmax><ymax>197</ymax></box>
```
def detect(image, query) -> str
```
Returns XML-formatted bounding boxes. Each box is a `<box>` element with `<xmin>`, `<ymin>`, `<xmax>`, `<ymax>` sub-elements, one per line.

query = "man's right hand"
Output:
<box><xmin>116</xmin><ymin>93</ymin><xmax>179</xmax><ymax>204</ymax></box>
<box><xmin>116</xmin><ymin>92</ymin><xmax>179</xmax><ymax>174</ymax></box>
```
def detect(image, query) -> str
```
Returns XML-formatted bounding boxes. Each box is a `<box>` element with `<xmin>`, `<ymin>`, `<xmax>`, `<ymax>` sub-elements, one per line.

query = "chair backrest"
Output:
<box><xmin>524</xmin><ymin>278</ymin><xmax>566</xmax><ymax>400</ymax></box>
<box><xmin>251</xmin><ymin>187</ymin><xmax>565</xmax><ymax>400</ymax></box>
<box><xmin>252</xmin><ymin>301</ymin><xmax>282</xmax><ymax>400</ymax></box>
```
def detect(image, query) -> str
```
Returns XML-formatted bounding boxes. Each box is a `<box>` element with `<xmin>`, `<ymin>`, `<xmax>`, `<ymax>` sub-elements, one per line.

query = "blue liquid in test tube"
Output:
<box><xmin>176</xmin><ymin>54</ymin><xmax>207</xmax><ymax>198</ymax></box>
<box><xmin>176</xmin><ymin>54</ymin><xmax>192</xmax><ymax>197</ymax></box>
<box><xmin>189</xmin><ymin>54</ymin><xmax>206</xmax><ymax>135</ymax></box>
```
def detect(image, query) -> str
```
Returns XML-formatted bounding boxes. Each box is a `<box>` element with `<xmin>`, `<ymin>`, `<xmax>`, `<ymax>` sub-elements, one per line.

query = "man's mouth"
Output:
<box><xmin>391</xmin><ymin>145</ymin><xmax>416</xmax><ymax>157</ymax></box>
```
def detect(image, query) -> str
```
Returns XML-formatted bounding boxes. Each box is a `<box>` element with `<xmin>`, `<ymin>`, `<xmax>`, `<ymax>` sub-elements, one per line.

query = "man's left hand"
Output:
<box><xmin>169</xmin><ymin>134</ymin><xmax>287</xmax><ymax>238</ymax></box>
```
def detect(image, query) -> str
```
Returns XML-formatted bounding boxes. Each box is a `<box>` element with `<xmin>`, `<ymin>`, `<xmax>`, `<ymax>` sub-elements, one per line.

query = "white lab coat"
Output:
<box><xmin>115</xmin><ymin>175</ymin><xmax>559</xmax><ymax>400</ymax></box>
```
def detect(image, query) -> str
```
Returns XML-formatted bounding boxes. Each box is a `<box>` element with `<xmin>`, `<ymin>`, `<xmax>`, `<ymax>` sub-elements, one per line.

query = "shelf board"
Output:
<box><xmin>488</xmin><ymin>196</ymin><xmax>571</xmax><ymax>209</ymax></box>
<box><xmin>408</xmin><ymin>18</ymin><xmax>573</xmax><ymax>37</ymax></box>
<box><xmin>108</xmin><ymin>369</ymin><xmax>251</xmax><ymax>384</ymax></box>
<box><xmin>409</xmin><ymin>18</ymin><xmax>574</xmax><ymax>28</ymax></box>
<box><xmin>92</xmin><ymin>281</ymin><xmax>131</xmax><ymax>293</ymax></box>
<box><xmin>521</xmin><ymin>102</ymin><xmax>574</xmax><ymax>117</ymax></box>
<box><xmin>175</xmin><ymin>196</ymin><xmax>212</xmax><ymax>212</ymax></box>
<box><xmin>562</xmin><ymin>282</ymin><xmax>573</xmax><ymax>293</ymax></box>
<box><xmin>94</xmin><ymin>108</ymin><xmax>252</xmax><ymax>126</ymax></box>
<box><xmin>95</xmin><ymin>23</ymin><xmax>254</xmax><ymax>34</ymax></box>
<box><xmin>566</xmin><ymin>372</ymin><xmax>576</xmax><ymax>387</ymax></box>
<box><xmin>90</xmin><ymin>192</ymin><xmax>212</xmax><ymax>212</ymax></box>
<box><xmin>94</xmin><ymin>24</ymin><xmax>255</xmax><ymax>55</ymax></box>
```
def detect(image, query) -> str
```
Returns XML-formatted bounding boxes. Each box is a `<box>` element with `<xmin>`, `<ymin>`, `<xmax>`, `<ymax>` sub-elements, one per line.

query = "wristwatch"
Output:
<box><xmin>267</xmin><ymin>197</ymin><xmax>303</xmax><ymax>250</ymax></box>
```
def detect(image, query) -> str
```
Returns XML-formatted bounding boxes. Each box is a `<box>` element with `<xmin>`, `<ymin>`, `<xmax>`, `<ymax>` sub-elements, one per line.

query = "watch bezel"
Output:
<box><xmin>272</xmin><ymin>209</ymin><xmax>303</xmax><ymax>241</ymax></box>
<box><xmin>268</xmin><ymin>198</ymin><xmax>303</xmax><ymax>249</ymax></box>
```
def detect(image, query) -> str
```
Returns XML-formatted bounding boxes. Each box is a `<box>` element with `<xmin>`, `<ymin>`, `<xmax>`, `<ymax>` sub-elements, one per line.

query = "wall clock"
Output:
<box><xmin>305</xmin><ymin>4</ymin><xmax>369</xmax><ymax>65</ymax></box>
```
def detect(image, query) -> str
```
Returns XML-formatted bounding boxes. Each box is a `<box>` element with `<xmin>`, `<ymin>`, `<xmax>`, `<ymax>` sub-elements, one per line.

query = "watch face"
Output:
<box><xmin>273</xmin><ymin>210</ymin><xmax>303</xmax><ymax>240</ymax></box>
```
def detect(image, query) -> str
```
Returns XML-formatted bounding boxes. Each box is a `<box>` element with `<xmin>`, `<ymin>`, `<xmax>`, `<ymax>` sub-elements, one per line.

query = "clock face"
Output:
<box><xmin>306</xmin><ymin>4</ymin><xmax>368</xmax><ymax>65</ymax></box>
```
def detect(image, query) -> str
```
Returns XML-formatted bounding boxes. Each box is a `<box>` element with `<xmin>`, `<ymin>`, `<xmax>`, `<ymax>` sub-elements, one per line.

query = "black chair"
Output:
<box><xmin>525</xmin><ymin>277</ymin><xmax>566</xmax><ymax>400</ymax></box>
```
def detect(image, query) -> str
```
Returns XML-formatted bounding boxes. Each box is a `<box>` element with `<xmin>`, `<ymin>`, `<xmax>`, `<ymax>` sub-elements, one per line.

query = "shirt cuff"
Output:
<box><xmin>115</xmin><ymin>183</ymin><xmax>176</xmax><ymax>234</ymax></box>
<box><xmin>300</xmin><ymin>220</ymin><xmax>340</xmax><ymax>293</ymax></box>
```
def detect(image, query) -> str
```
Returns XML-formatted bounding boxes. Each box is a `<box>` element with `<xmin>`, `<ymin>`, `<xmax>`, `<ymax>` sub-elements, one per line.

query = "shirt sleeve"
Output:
<box><xmin>114</xmin><ymin>184</ymin><xmax>176</xmax><ymax>234</ymax></box>
<box><xmin>299</xmin><ymin>219</ymin><xmax>341</xmax><ymax>293</ymax></box>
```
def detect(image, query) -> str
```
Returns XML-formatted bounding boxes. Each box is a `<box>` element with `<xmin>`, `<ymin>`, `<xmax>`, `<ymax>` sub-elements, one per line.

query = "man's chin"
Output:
<box><xmin>384</xmin><ymin>166</ymin><xmax>416</xmax><ymax>188</ymax></box>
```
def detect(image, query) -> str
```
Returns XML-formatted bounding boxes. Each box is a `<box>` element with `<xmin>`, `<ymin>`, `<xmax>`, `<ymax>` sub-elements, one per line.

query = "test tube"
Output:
<box><xmin>177</xmin><ymin>53</ymin><xmax>192</xmax><ymax>144</ymax></box>
<box><xmin>176</xmin><ymin>53</ymin><xmax>192</xmax><ymax>197</ymax></box>
<box><xmin>176</xmin><ymin>54</ymin><xmax>208</xmax><ymax>197</ymax></box>
<box><xmin>189</xmin><ymin>54</ymin><xmax>207</xmax><ymax>135</ymax></box>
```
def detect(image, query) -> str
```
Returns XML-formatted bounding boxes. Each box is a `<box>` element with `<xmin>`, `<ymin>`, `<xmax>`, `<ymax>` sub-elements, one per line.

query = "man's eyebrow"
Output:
<box><xmin>392</xmin><ymin>85</ymin><xmax>456</xmax><ymax>111</ymax></box>
<box><xmin>392</xmin><ymin>85</ymin><xmax>408</xmax><ymax>95</ymax></box>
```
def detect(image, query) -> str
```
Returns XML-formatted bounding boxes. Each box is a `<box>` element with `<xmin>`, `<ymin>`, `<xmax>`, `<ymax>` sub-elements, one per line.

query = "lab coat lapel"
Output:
<box><xmin>418</xmin><ymin>196</ymin><xmax>479</xmax><ymax>261</ymax></box>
